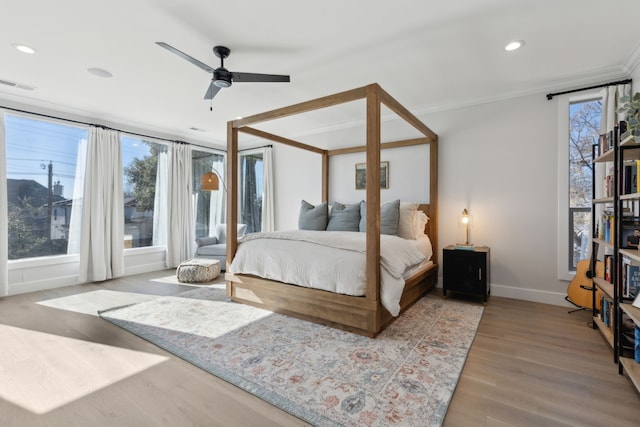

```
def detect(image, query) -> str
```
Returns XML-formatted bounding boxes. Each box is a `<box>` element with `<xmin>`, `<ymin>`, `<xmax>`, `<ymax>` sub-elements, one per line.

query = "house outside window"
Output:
<box><xmin>5</xmin><ymin>114</ymin><xmax>86</xmax><ymax>260</ymax></box>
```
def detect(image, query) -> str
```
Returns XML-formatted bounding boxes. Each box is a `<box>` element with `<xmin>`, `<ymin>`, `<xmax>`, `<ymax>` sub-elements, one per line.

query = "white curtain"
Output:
<box><xmin>262</xmin><ymin>146</ymin><xmax>275</xmax><ymax>232</ymax></box>
<box><xmin>208</xmin><ymin>154</ymin><xmax>226</xmax><ymax>231</ymax></box>
<box><xmin>166</xmin><ymin>143</ymin><xmax>193</xmax><ymax>267</ymax></box>
<box><xmin>0</xmin><ymin>112</ymin><xmax>8</xmax><ymax>296</ymax></box>
<box><xmin>78</xmin><ymin>127</ymin><xmax>125</xmax><ymax>282</ymax></box>
<box><xmin>601</xmin><ymin>83</ymin><xmax>632</xmax><ymax>134</ymax></box>
<box><xmin>153</xmin><ymin>149</ymin><xmax>168</xmax><ymax>246</ymax></box>
<box><xmin>67</xmin><ymin>138</ymin><xmax>88</xmax><ymax>254</ymax></box>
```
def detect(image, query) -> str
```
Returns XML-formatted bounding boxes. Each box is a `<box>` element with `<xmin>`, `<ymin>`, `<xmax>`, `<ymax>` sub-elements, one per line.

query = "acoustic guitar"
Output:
<box><xmin>566</xmin><ymin>258</ymin><xmax>605</xmax><ymax>310</ymax></box>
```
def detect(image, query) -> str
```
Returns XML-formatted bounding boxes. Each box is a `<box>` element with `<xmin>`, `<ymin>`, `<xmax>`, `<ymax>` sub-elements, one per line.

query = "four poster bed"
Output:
<box><xmin>224</xmin><ymin>84</ymin><xmax>438</xmax><ymax>337</ymax></box>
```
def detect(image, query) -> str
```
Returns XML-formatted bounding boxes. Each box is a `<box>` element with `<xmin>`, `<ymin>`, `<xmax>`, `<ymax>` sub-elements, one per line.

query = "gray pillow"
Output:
<box><xmin>326</xmin><ymin>201</ymin><xmax>361</xmax><ymax>232</ymax></box>
<box><xmin>298</xmin><ymin>200</ymin><xmax>328</xmax><ymax>230</ymax></box>
<box><xmin>195</xmin><ymin>236</ymin><xmax>218</xmax><ymax>247</ymax></box>
<box><xmin>359</xmin><ymin>199</ymin><xmax>400</xmax><ymax>235</ymax></box>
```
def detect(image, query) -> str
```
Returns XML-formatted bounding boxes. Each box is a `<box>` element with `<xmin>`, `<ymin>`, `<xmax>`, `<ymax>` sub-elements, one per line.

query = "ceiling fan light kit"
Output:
<box><xmin>157</xmin><ymin>42</ymin><xmax>290</xmax><ymax>102</ymax></box>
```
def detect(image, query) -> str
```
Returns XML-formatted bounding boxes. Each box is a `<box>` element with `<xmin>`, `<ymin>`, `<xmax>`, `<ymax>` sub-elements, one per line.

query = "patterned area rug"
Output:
<box><xmin>99</xmin><ymin>287</ymin><xmax>484</xmax><ymax>426</ymax></box>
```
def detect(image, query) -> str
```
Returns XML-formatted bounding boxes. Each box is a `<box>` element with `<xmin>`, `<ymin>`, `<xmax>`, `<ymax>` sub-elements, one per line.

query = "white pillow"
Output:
<box><xmin>413</xmin><ymin>211</ymin><xmax>429</xmax><ymax>238</ymax></box>
<box><xmin>397</xmin><ymin>202</ymin><xmax>418</xmax><ymax>239</ymax></box>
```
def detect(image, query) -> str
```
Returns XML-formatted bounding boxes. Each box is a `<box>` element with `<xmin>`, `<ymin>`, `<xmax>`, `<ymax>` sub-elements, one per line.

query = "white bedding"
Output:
<box><xmin>228</xmin><ymin>230</ymin><xmax>431</xmax><ymax>316</ymax></box>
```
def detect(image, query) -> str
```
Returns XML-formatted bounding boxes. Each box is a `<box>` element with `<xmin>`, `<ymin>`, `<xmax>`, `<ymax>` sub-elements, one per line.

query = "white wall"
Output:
<box><xmin>272</xmin><ymin>144</ymin><xmax>323</xmax><ymax>230</ymax></box>
<box><xmin>424</xmin><ymin>94</ymin><xmax>561</xmax><ymax>304</ymax></box>
<box><xmin>329</xmin><ymin>145</ymin><xmax>430</xmax><ymax>205</ymax></box>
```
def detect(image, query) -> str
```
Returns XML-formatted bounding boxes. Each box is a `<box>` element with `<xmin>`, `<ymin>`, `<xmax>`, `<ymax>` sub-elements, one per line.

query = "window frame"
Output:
<box><xmin>120</xmin><ymin>133</ymin><xmax>171</xmax><ymax>250</ymax></box>
<box><xmin>4</xmin><ymin>112</ymin><xmax>88</xmax><ymax>262</ymax></box>
<box><xmin>557</xmin><ymin>91</ymin><xmax>603</xmax><ymax>281</ymax></box>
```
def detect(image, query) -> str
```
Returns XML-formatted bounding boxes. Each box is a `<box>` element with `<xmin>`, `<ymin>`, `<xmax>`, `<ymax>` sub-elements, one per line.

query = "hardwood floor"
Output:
<box><xmin>1</xmin><ymin>270</ymin><xmax>639</xmax><ymax>426</ymax></box>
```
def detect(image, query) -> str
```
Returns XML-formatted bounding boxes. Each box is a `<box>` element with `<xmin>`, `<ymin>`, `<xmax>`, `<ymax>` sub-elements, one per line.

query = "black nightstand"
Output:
<box><xmin>443</xmin><ymin>245</ymin><xmax>490</xmax><ymax>302</ymax></box>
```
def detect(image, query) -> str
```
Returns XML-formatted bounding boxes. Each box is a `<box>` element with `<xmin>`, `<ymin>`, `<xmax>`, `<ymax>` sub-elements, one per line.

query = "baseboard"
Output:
<box><xmin>125</xmin><ymin>261</ymin><xmax>167</xmax><ymax>276</ymax></box>
<box><xmin>434</xmin><ymin>283</ymin><xmax>575</xmax><ymax>307</ymax></box>
<box><xmin>9</xmin><ymin>275</ymin><xmax>79</xmax><ymax>296</ymax></box>
<box><xmin>489</xmin><ymin>284</ymin><xmax>574</xmax><ymax>307</ymax></box>
<box><xmin>9</xmin><ymin>262</ymin><xmax>168</xmax><ymax>296</ymax></box>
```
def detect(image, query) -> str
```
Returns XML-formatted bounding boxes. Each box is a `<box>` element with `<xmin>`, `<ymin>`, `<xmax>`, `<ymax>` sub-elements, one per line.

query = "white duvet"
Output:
<box><xmin>228</xmin><ymin>230</ymin><xmax>428</xmax><ymax>316</ymax></box>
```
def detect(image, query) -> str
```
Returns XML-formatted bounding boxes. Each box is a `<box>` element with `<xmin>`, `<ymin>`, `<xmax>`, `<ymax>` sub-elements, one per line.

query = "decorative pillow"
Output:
<box><xmin>298</xmin><ymin>200</ymin><xmax>328</xmax><ymax>230</ymax></box>
<box><xmin>413</xmin><ymin>211</ymin><xmax>429</xmax><ymax>237</ymax></box>
<box><xmin>214</xmin><ymin>223</ymin><xmax>247</xmax><ymax>244</ymax></box>
<box><xmin>359</xmin><ymin>199</ymin><xmax>400</xmax><ymax>235</ymax></box>
<box><xmin>195</xmin><ymin>236</ymin><xmax>218</xmax><ymax>247</ymax></box>
<box><xmin>326</xmin><ymin>201</ymin><xmax>361</xmax><ymax>231</ymax></box>
<box><xmin>397</xmin><ymin>202</ymin><xmax>419</xmax><ymax>239</ymax></box>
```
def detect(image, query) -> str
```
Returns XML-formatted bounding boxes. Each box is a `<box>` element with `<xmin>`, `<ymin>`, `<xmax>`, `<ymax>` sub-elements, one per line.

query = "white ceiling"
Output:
<box><xmin>1</xmin><ymin>0</ymin><xmax>639</xmax><ymax>148</ymax></box>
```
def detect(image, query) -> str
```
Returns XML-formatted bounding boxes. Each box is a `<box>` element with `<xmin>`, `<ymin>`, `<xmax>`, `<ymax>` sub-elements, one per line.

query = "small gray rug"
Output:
<box><xmin>100</xmin><ymin>287</ymin><xmax>483</xmax><ymax>426</ymax></box>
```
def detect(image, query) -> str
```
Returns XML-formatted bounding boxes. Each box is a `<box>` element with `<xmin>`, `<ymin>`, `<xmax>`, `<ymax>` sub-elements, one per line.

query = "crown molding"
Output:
<box><xmin>623</xmin><ymin>40</ymin><xmax>640</xmax><ymax>76</ymax></box>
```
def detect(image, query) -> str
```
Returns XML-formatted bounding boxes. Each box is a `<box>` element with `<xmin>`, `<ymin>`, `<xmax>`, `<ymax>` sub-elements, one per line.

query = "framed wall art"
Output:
<box><xmin>355</xmin><ymin>161</ymin><xmax>389</xmax><ymax>190</ymax></box>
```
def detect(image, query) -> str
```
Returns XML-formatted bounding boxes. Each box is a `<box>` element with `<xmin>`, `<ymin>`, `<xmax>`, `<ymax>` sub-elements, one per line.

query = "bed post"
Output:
<box><xmin>365</xmin><ymin>84</ymin><xmax>382</xmax><ymax>333</ymax></box>
<box><xmin>429</xmin><ymin>135</ymin><xmax>438</xmax><ymax>265</ymax></box>
<box><xmin>322</xmin><ymin>152</ymin><xmax>329</xmax><ymax>202</ymax></box>
<box><xmin>226</xmin><ymin>121</ymin><xmax>239</xmax><ymax>273</ymax></box>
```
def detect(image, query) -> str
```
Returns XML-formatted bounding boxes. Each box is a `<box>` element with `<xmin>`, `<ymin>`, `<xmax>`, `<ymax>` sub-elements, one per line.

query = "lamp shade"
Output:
<box><xmin>201</xmin><ymin>171</ymin><xmax>219</xmax><ymax>191</ymax></box>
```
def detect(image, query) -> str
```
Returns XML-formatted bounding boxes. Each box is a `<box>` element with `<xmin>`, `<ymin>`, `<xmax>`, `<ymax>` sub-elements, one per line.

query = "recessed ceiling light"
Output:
<box><xmin>189</xmin><ymin>126</ymin><xmax>207</xmax><ymax>132</ymax></box>
<box><xmin>12</xmin><ymin>43</ymin><xmax>36</xmax><ymax>54</ymax></box>
<box><xmin>505</xmin><ymin>40</ymin><xmax>525</xmax><ymax>52</ymax></box>
<box><xmin>87</xmin><ymin>67</ymin><xmax>113</xmax><ymax>78</ymax></box>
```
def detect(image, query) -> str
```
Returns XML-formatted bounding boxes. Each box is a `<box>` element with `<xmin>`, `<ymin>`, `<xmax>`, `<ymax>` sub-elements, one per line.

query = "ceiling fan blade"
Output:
<box><xmin>204</xmin><ymin>81</ymin><xmax>222</xmax><ymax>100</ymax></box>
<box><xmin>232</xmin><ymin>72</ymin><xmax>290</xmax><ymax>83</ymax></box>
<box><xmin>156</xmin><ymin>42</ymin><xmax>214</xmax><ymax>73</ymax></box>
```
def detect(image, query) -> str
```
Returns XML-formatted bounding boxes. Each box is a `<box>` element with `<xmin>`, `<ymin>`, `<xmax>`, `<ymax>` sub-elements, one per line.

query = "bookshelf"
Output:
<box><xmin>592</xmin><ymin>132</ymin><xmax>616</xmax><ymax>356</ymax></box>
<box><xmin>592</xmin><ymin>129</ymin><xmax>640</xmax><ymax>394</ymax></box>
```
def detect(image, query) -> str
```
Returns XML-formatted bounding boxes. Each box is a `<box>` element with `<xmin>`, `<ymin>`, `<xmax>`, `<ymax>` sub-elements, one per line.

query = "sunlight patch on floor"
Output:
<box><xmin>102</xmin><ymin>294</ymin><xmax>272</xmax><ymax>339</ymax></box>
<box><xmin>37</xmin><ymin>290</ymin><xmax>159</xmax><ymax>316</ymax></box>
<box><xmin>0</xmin><ymin>324</ymin><xmax>168</xmax><ymax>414</ymax></box>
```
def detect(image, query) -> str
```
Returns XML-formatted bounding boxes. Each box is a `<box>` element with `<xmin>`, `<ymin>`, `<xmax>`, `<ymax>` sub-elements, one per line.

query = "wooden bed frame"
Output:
<box><xmin>224</xmin><ymin>83</ymin><xmax>438</xmax><ymax>337</ymax></box>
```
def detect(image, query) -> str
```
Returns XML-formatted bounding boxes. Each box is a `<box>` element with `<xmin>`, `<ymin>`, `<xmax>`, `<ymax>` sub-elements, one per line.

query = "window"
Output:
<box><xmin>240</xmin><ymin>151</ymin><xmax>264</xmax><ymax>233</ymax></box>
<box><xmin>5</xmin><ymin>114</ymin><xmax>87</xmax><ymax>260</ymax></box>
<box><xmin>192</xmin><ymin>149</ymin><xmax>225</xmax><ymax>238</ymax></box>
<box><xmin>121</xmin><ymin>136</ymin><xmax>168</xmax><ymax>248</ymax></box>
<box><xmin>568</xmin><ymin>98</ymin><xmax>602</xmax><ymax>270</ymax></box>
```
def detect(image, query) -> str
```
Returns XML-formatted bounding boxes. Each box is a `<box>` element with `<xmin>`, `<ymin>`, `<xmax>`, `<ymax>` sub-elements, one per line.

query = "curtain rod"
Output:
<box><xmin>238</xmin><ymin>144</ymin><xmax>272</xmax><ymax>153</ymax></box>
<box><xmin>0</xmin><ymin>103</ymin><xmax>225</xmax><ymax>153</ymax></box>
<box><xmin>546</xmin><ymin>78</ymin><xmax>632</xmax><ymax>100</ymax></box>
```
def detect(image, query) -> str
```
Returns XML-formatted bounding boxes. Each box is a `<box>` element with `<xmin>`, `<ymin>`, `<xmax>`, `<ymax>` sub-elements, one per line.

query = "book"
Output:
<box><xmin>637</xmin><ymin>159</ymin><xmax>640</xmax><ymax>193</ymax></box>
<box><xmin>622</xmin><ymin>161</ymin><xmax>638</xmax><ymax>194</ymax></box>
<box><xmin>622</xmin><ymin>313</ymin><xmax>635</xmax><ymax>358</ymax></box>
<box><xmin>604</xmin><ymin>254</ymin><xmax>613</xmax><ymax>282</ymax></box>
<box><xmin>454</xmin><ymin>244</ymin><xmax>475</xmax><ymax>251</ymax></box>
<box><xmin>621</xmin><ymin>217</ymin><xmax>640</xmax><ymax>249</ymax></box>
<box><xmin>629</xmin><ymin>266</ymin><xmax>640</xmax><ymax>299</ymax></box>
<box><xmin>635</xmin><ymin>326</ymin><xmax>640</xmax><ymax>363</ymax></box>
<box><xmin>620</xmin><ymin>255</ymin><xmax>640</xmax><ymax>298</ymax></box>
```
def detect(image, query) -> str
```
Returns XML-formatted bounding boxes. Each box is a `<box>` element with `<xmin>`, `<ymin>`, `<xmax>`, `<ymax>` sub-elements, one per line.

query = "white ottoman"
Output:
<box><xmin>176</xmin><ymin>258</ymin><xmax>221</xmax><ymax>283</ymax></box>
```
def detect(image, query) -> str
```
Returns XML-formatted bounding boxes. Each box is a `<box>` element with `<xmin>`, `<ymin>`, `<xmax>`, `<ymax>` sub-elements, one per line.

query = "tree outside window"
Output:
<box><xmin>569</xmin><ymin>99</ymin><xmax>601</xmax><ymax>269</ymax></box>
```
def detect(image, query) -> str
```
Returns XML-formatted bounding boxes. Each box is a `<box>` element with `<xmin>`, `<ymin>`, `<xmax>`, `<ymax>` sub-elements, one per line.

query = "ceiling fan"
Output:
<box><xmin>156</xmin><ymin>42</ymin><xmax>290</xmax><ymax>101</ymax></box>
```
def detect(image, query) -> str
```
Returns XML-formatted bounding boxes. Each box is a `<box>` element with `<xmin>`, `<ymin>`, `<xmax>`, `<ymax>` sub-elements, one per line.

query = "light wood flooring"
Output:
<box><xmin>0</xmin><ymin>269</ymin><xmax>639</xmax><ymax>426</ymax></box>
